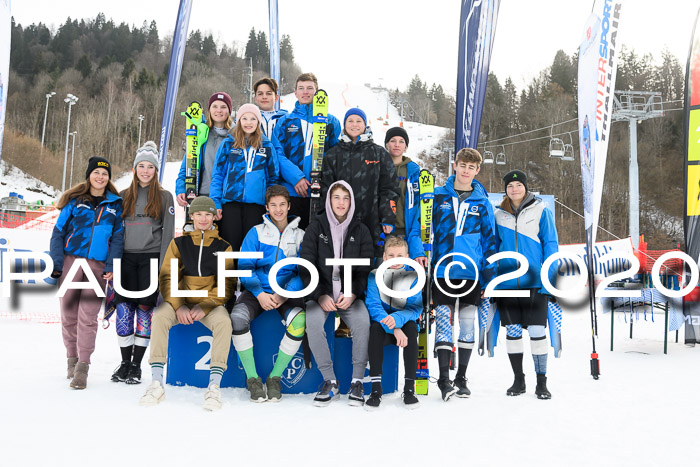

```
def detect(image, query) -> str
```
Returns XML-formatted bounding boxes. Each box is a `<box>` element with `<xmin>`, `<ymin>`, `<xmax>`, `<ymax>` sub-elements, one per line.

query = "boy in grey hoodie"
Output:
<box><xmin>299</xmin><ymin>181</ymin><xmax>374</xmax><ymax>407</ymax></box>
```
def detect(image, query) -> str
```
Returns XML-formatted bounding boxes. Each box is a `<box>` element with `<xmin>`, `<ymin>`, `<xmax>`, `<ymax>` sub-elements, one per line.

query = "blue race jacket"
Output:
<box><xmin>260</xmin><ymin>109</ymin><xmax>288</xmax><ymax>138</ymax></box>
<box><xmin>365</xmin><ymin>267</ymin><xmax>423</xmax><ymax>334</ymax></box>
<box><xmin>431</xmin><ymin>175</ymin><xmax>497</xmax><ymax>288</ymax></box>
<box><xmin>494</xmin><ymin>194</ymin><xmax>559</xmax><ymax>293</ymax></box>
<box><xmin>396</xmin><ymin>158</ymin><xmax>424</xmax><ymax>260</ymax></box>
<box><xmin>209</xmin><ymin>134</ymin><xmax>279</xmax><ymax>209</ymax></box>
<box><xmin>239</xmin><ymin>215</ymin><xmax>305</xmax><ymax>297</ymax></box>
<box><xmin>49</xmin><ymin>191</ymin><xmax>124</xmax><ymax>273</ymax></box>
<box><xmin>272</xmin><ymin>101</ymin><xmax>341</xmax><ymax>197</ymax></box>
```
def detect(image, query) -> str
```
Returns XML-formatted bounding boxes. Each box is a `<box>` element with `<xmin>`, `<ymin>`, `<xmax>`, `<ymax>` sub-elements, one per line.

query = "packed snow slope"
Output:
<box><xmin>1</xmin><ymin>291</ymin><xmax>697</xmax><ymax>466</ymax></box>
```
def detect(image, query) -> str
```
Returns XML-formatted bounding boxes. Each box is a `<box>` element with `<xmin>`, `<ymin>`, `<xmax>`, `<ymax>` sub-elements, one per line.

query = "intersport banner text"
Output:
<box><xmin>577</xmin><ymin>0</ymin><xmax>623</xmax><ymax>246</ymax></box>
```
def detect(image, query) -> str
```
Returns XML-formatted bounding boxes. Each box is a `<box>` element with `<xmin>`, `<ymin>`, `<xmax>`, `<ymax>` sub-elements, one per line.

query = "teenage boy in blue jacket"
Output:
<box><xmin>272</xmin><ymin>72</ymin><xmax>342</xmax><ymax>229</ymax></box>
<box><xmin>229</xmin><ymin>185</ymin><xmax>306</xmax><ymax>403</ymax></box>
<box><xmin>431</xmin><ymin>148</ymin><xmax>497</xmax><ymax>401</ymax></box>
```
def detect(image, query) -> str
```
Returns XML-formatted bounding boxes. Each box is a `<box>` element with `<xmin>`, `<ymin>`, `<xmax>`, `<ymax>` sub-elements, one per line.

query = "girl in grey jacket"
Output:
<box><xmin>111</xmin><ymin>141</ymin><xmax>175</xmax><ymax>384</ymax></box>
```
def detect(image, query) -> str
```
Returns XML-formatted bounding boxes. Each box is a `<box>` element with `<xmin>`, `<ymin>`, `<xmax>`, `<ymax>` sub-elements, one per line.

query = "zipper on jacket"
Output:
<box><xmin>85</xmin><ymin>204</ymin><xmax>103</xmax><ymax>259</ymax></box>
<box><xmin>198</xmin><ymin>231</ymin><xmax>204</xmax><ymax>276</ymax></box>
<box><xmin>275</xmin><ymin>229</ymin><xmax>283</xmax><ymax>262</ymax></box>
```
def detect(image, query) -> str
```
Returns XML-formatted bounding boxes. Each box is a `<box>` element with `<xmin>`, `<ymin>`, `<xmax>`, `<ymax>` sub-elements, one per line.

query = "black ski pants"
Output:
<box><xmin>368</xmin><ymin>320</ymin><xmax>418</xmax><ymax>382</ymax></box>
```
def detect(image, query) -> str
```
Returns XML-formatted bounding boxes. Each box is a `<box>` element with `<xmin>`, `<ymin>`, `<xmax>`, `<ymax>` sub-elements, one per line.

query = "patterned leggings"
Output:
<box><xmin>116</xmin><ymin>302</ymin><xmax>153</xmax><ymax>347</ymax></box>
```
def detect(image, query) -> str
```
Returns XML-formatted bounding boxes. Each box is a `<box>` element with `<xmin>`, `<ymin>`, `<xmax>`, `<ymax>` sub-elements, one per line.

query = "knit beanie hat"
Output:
<box><xmin>235</xmin><ymin>103</ymin><xmax>263</xmax><ymax>125</ymax></box>
<box><xmin>384</xmin><ymin>126</ymin><xmax>409</xmax><ymax>147</ymax></box>
<box><xmin>133</xmin><ymin>141</ymin><xmax>159</xmax><ymax>169</ymax></box>
<box><xmin>208</xmin><ymin>91</ymin><xmax>233</xmax><ymax>114</ymax></box>
<box><xmin>503</xmin><ymin>170</ymin><xmax>528</xmax><ymax>192</ymax></box>
<box><xmin>344</xmin><ymin>108</ymin><xmax>367</xmax><ymax>125</ymax></box>
<box><xmin>188</xmin><ymin>196</ymin><xmax>217</xmax><ymax>215</ymax></box>
<box><xmin>85</xmin><ymin>156</ymin><xmax>111</xmax><ymax>180</ymax></box>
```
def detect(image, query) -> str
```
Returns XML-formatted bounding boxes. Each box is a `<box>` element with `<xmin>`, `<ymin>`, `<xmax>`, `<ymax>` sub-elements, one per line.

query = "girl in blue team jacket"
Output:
<box><xmin>49</xmin><ymin>157</ymin><xmax>124</xmax><ymax>390</ymax></box>
<box><xmin>210</xmin><ymin>103</ymin><xmax>279</xmax><ymax>254</ymax></box>
<box><xmin>494</xmin><ymin>170</ymin><xmax>558</xmax><ymax>400</ymax></box>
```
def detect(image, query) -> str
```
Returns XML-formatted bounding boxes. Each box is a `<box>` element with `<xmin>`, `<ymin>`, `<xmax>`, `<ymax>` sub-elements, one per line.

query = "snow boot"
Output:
<box><xmin>125</xmin><ymin>362</ymin><xmax>142</xmax><ymax>385</ymax></box>
<box><xmin>402</xmin><ymin>389</ymin><xmax>420</xmax><ymax>410</ymax></box>
<box><xmin>365</xmin><ymin>390</ymin><xmax>382</xmax><ymax>411</ymax></box>
<box><xmin>111</xmin><ymin>361</ymin><xmax>130</xmax><ymax>382</ymax></box>
<box><xmin>454</xmin><ymin>376</ymin><xmax>471</xmax><ymax>398</ymax></box>
<box><xmin>203</xmin><ymin>385</ymin><xmax>222</xmax><ymax>411</ymax></box>
<box><xmin>313</xmin><ymin>380</ymin><xmax>340</xmax><ymax>407</ymax></box>
<box><xmin>140</xmin><ymin>381</ymin><xmax>165</xmax><ymax>406</ymax></box>
<box><xmin>70</xmin><ymin>362</ymin><xmax>89</xmax><ymax>389</ymax></box>
<box><xmin>348</xmin><ymin>380</ymin><xmax>365</xmax><ymax>406</ymax></box>
<box><xmin>437</xmin><ymin>378</ymin><xmax>457</xmax><ymax>402</ymax></box>
<box><xmin>266</xmin><ymin>376</ymin><xmax>282</xmax><ymax>402</ymax></box>
<box><xmin>246</xmin><ymin>376</ymin><xmax>267</xmax><ymax>403</ymax></box>
<box><xmin>535</xmin><ymin>374</ymin><xmax>551</xmax><ymax>400</ymax></box>
<box><xmin>66</xmin><ymin>357</ymin><xmax>78</xmax><ymax>380</ymax></box>
<box><xmin>507</xmin><ymin>374</ymin><xmax>526</xmax><ymax>396</ymax></box>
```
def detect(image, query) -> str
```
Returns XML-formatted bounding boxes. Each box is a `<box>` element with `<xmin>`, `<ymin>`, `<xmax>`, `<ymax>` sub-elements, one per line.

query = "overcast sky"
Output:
<box><xmin>9</xmin><ymin>0</ymin><xmax>700</xmax><ymax>94</ymax></box>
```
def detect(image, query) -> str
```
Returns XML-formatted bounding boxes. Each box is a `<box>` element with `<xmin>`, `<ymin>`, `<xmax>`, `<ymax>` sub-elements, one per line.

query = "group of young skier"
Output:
<box><xmin>48</xmin><ymin>71</ymin><xmax>559</xmax><ymax>411</ymax></box>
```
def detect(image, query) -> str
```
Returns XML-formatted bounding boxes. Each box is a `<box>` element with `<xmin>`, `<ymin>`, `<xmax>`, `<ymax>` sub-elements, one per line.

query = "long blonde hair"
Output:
<box><xmin>231</xmin><ymin>118</ymin><xmax>263</xmax><ymax>151</ymax></box>
<box><xmin>122</xmin><ymin>171</ymin><xmax>165</xmax><ymax>219</ymax></box>
<box><xmin>57</xmin><ymin>180</ymin><xmax>119</xmax><ymax>209</ymax></box>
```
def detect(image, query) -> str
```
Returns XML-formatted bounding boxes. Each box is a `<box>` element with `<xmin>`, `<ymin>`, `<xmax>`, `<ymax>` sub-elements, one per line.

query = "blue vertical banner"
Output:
<box><xmin>0</xmin><ymin>0</ymin><xmax>11</xmax><ymax>163</ymax></box>
<box><xmin>268</xmin><ymin>0</ymin><xmax>281</xmax><ymax>111</ymax></box>
<box><xmin>454</xmin><ymin>0</ymin><xmax>501</xmax><ymax>152</ymax></box>
<box><xmin>158</xmin><ymin>0</ymin><xmax>193</xmax><ymax>180</ymax></box>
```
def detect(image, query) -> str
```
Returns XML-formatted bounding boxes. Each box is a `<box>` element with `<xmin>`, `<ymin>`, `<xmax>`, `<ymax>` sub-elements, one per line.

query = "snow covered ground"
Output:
<box><xmin>0</xmin><ymin>159</ymin><xmax>60</xmax><ymax>204</ymax></box>
<box><xmin>1</xmin><ymin>290</ymin><xmax>697</xmax><ymax>466</ymax></box>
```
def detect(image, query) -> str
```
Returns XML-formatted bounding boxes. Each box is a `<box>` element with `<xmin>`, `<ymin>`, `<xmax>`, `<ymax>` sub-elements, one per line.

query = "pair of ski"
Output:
<box><xmin>182</xmin><ymin>102</ymin><xmax>209</xmax><ymax>213</ymax></box>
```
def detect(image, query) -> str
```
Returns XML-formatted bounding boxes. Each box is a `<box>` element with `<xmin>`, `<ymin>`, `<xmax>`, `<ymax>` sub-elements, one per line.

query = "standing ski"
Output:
<box><xmin>181</xmin><ymin>101</ymin><xmax>206</xmax><ymax>210</ymax></box>
<box><xmin>309</xmin><ymin>89</ymin><xmax>328</xmax><ymax>217</ymax></box>
<box><xmin>416</xmin><ymin>169</ymin><xmax>434</xmax><ymax>395</ymax></box>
